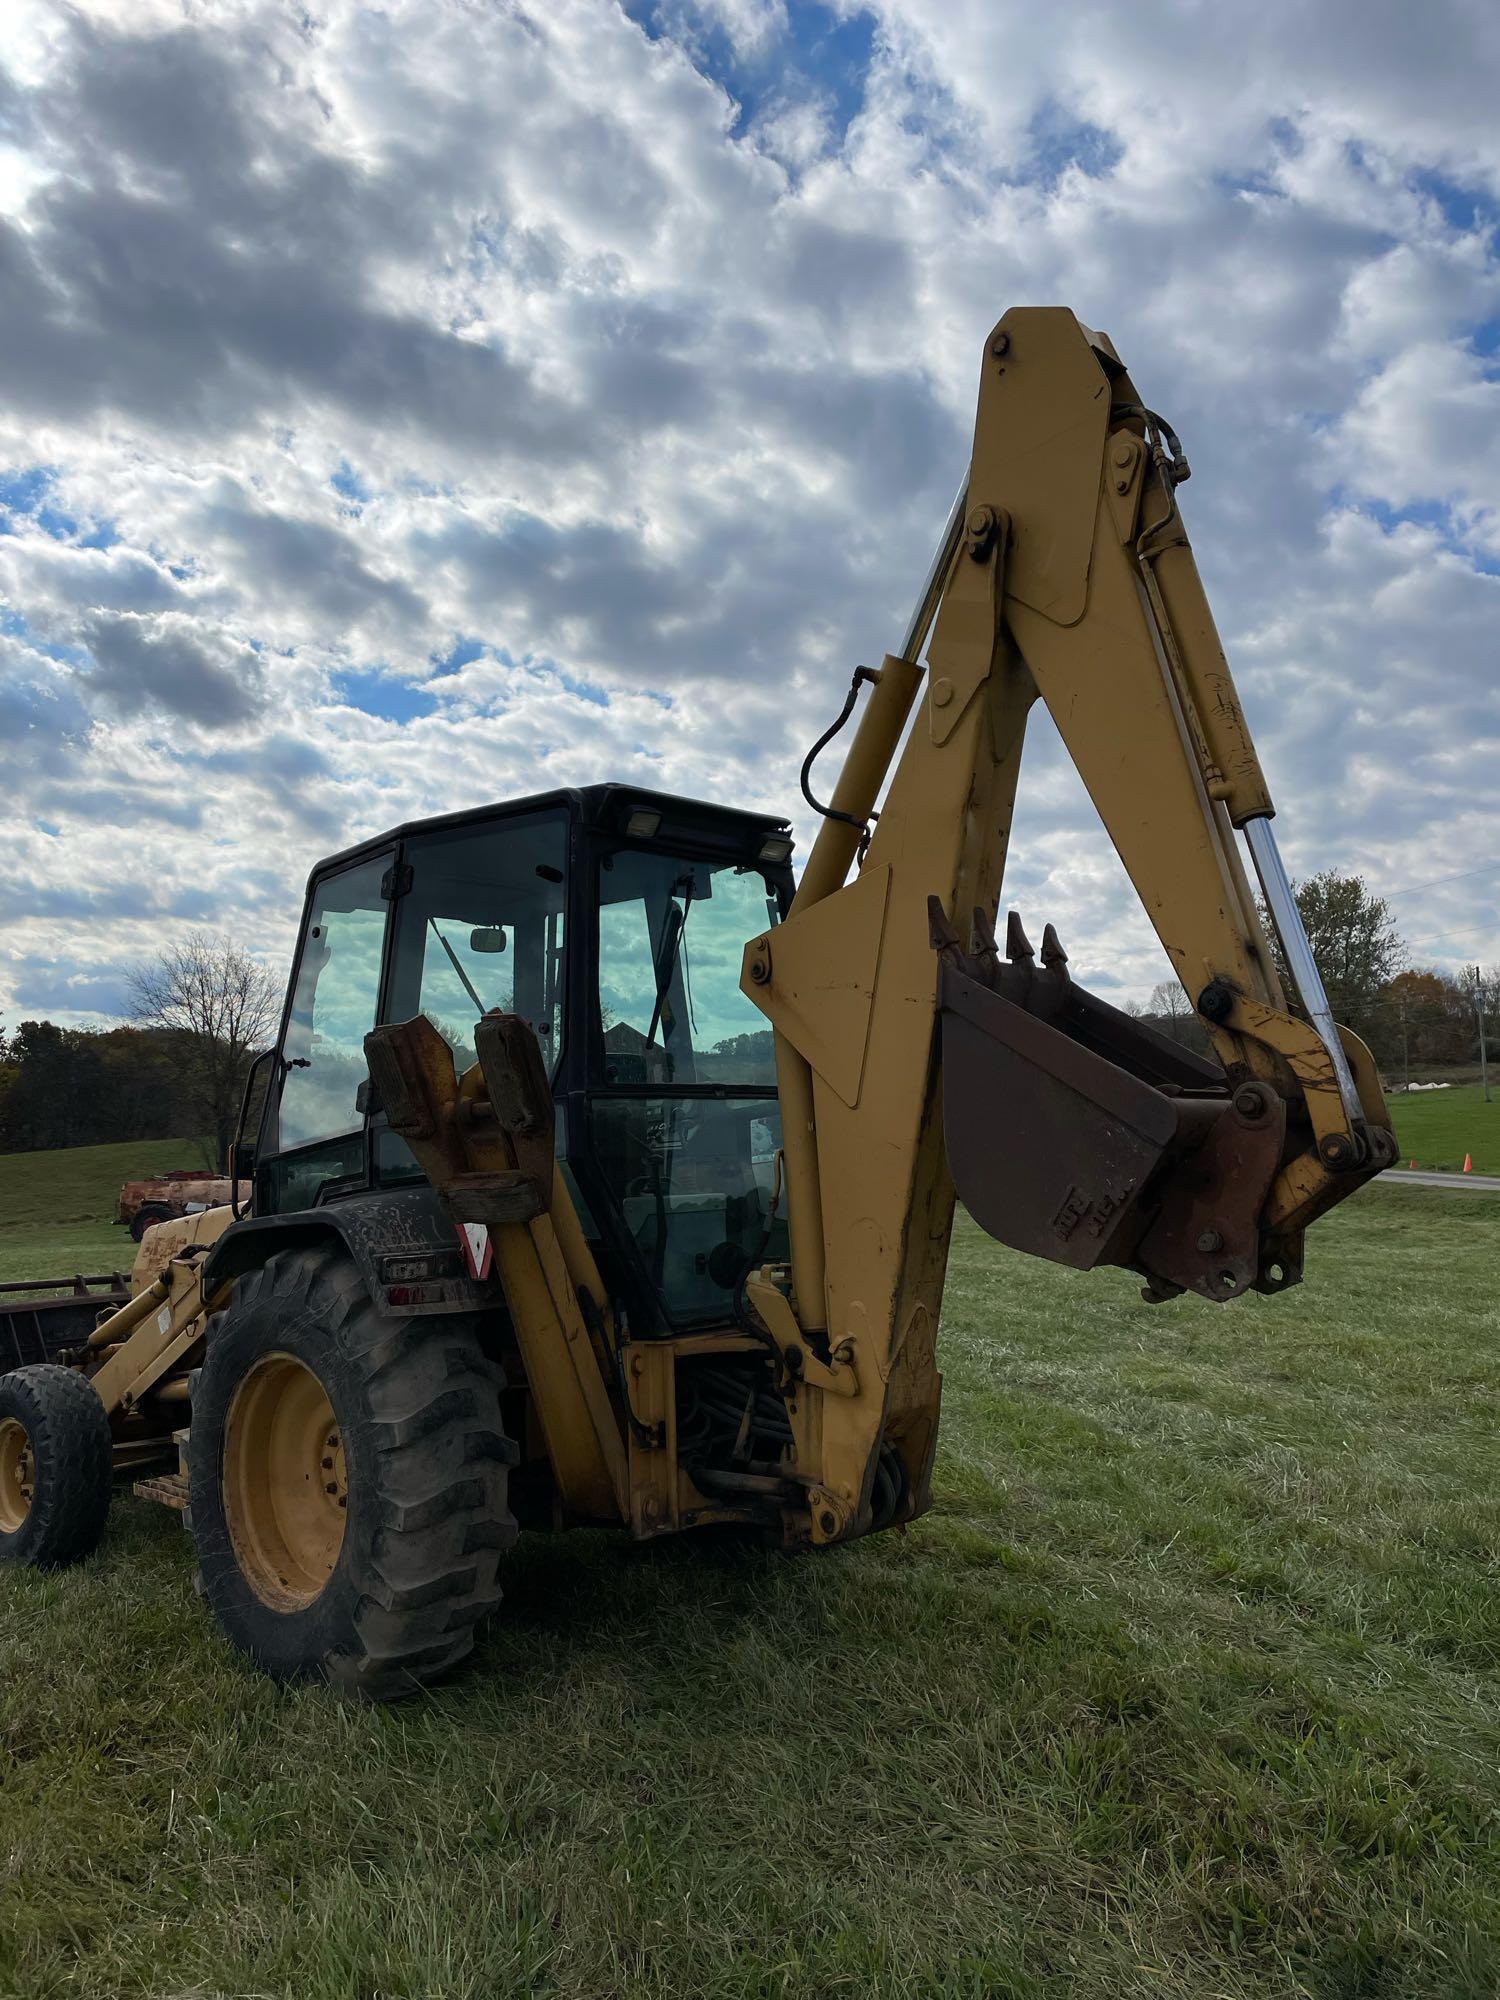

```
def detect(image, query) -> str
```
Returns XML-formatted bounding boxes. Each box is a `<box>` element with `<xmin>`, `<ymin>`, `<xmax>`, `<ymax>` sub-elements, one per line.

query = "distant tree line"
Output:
<box><xmin>0</xmin><ymin>1019</ymin><xmax>214</xmax><ymax>1156</ymax></box>
<box><xmin>0</xmin><ymin>934</ymin><xmax>280</xmax><ymax>1164</ymax></box>
<box><xmin>1368</xmin><ymin>966</ymin><xmax>1498</xmax><ymax>1081</ymax></box>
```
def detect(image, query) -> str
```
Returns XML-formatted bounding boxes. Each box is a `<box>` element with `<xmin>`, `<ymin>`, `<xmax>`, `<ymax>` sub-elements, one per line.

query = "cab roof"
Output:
<box><xmin>304</xmin><ymin>783</ymin><xmax>795</xmax><ymax>890</ymax></box>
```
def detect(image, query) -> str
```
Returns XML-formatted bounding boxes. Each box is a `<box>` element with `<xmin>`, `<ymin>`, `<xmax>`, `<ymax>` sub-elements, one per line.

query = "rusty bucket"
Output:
<box><xmin>931</xmin><ymin>904</ymin><xmax>1292</xmax><ymax>1303</ymax></box>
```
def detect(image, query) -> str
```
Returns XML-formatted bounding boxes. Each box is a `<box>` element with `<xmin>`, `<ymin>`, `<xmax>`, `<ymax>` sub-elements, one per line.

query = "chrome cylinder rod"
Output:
<box><xmin>898</xmin><ymin>473</ymin><xmax>970</xmax><ymax>664</ymax></box>
<box><xmin>1243</xmin><ymin>816</ymin><xmax>1364</xmax><ymax>1128</ymax></box>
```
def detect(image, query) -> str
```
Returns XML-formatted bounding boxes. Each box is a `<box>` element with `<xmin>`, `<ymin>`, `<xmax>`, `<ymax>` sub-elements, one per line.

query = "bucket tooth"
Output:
<box><xmin>926</xmin><ymin>895</ymin><xmax>962</xmax><ymax>958</ymax></box>
<box><xmin>1005</xmin><ymin>911</ymin><xmax>1035</xmax><ymax>963</ymax></box>
<box><xmin>1040</xmin><ymin>923</ymin><xmax>1069</xmax><ymax>972</ymax></box>
<box><xmin>970</xmin><ymin>906</ymin><xmax>1001</xmax><ymax>981</ymax></box>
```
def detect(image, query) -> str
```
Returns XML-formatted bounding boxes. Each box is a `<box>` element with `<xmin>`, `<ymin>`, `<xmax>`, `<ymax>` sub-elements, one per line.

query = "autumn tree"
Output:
<box><xmin>1376</xmin><ymin>968</ymin><xmax>1465</xmax><ymax>1077</ymax></box>
<box><xmin>1261</xmin><ymin>871</ymin><xmax>1404</xmax><ymax>1038</ymax></box>
<box><xmin>129</xmin><ymin>933</ymin><xmax>280</xmax><ymax>1167</ymax></box>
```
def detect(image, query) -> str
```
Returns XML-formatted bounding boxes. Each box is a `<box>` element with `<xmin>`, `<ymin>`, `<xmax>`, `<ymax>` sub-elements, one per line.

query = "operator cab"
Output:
<box><xmin>251</xmin><ymin>786</ymin><xmax>796</xmax><ymax>1336</ymax></box>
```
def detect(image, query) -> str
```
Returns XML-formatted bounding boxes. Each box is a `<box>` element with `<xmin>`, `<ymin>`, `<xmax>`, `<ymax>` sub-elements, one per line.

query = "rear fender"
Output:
<box><xmin>199</xmin><ymin>1184</ymin><xmax>505</xmax><ymax>1320</ymax></box>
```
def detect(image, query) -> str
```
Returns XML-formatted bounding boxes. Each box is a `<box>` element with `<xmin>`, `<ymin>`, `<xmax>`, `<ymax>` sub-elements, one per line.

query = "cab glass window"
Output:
<box><xmin>386</xmin><ymin>812</ymin><xmax>568</xmax><ymax>1076</ymax></box>
<box><xmin>277</xmin><ymin>856</ymin><xmax>390</xmax><ymax>1153</ymax></box>
<box><xmin>596</xmin><ymin>851</ymin><xmax>780</xmax><ymax>1085</ymax></box>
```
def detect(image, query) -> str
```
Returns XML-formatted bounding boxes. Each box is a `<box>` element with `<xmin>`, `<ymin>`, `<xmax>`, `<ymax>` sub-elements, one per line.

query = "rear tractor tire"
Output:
<box><xmin>188</xmin><ymin>1245</ymin><xmax>517</xmax><ymax>1699</ymax></box>
<box><xmin>130</xmin><ymin>1202</ymin><xmax>176</xmax><ymax>1243</ymax></box>
<box><xmin>0</xmin><ymin>1365</ymin><xmax>113</xmax><ymax>1569</ymax></box>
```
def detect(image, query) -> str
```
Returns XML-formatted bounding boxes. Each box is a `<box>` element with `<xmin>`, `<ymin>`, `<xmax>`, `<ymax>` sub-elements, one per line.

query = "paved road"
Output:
<box><xmin>1384</xmin><ymin>1167</ymin><xmax>1500</xmax><ymax>1193</ymax></box>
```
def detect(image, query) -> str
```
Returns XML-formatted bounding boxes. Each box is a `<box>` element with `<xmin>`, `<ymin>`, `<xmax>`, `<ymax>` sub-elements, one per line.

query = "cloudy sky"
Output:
<box><xmin>2</xmin><ymin>0</ymin><xmax>1498</xmax><ymax>1027</ymax></box>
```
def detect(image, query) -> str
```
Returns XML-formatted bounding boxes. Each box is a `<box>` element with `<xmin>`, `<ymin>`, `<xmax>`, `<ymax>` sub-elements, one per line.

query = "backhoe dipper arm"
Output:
<box><xmin>741</xmin><ymin>306</ymin><xmax>1394</xmax><ymax>1543</ymax></box>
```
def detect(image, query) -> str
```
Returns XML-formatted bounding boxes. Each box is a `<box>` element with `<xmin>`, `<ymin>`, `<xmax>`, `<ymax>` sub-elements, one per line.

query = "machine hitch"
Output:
<box><xmin>930</xmin><ymin>902</ymin><xmax>1295</xmax><ymax>1304</ymax></box>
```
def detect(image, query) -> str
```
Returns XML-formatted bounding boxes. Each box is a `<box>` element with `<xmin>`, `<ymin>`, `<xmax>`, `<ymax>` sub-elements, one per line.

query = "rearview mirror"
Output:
<box><xmin>470</xmin><ymin>927</ymin><xmax>508</xmax><ymax>953</ymax></box>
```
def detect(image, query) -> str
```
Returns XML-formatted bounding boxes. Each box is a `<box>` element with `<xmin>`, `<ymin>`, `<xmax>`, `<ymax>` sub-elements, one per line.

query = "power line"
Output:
<box><xmin>1403</xmin><ymin>920</ymin><xmax>1500</xmax><ymax>951</ymax></box>
<box><xmin>1381</xmin><ymin>858</ymin><xmax>1498</xmax><ymax>901</ymax></box>
<box><xmin>1363</xmin><ymin>994</ymin><xmax>1489</xmax><ymax>1015</ymax></box>
<box><xmin>1255</xmin><ymin>847</ymin><xmax>1495</xmax><ymax>911</ymax></box>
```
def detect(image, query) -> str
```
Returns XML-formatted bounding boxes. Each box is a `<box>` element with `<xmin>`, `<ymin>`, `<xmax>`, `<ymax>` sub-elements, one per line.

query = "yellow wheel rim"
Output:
<box><xmin>0</xmin><ymin>1416</ymin><xmax>34</xmax><ymax>1534</ymax></box>
<box><xmin>223</xmin><ymin>1354</ymin><xmax>348</xmax><ymax>1610</ymax></box>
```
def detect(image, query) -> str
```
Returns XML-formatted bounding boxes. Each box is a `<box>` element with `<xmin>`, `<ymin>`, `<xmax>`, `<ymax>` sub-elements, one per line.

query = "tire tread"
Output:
<box><xmin>189</xmin><ymin>1243</ymin><xmax>516</xmax><ymax>1699</ymax></box>
<box><xmin>0</xmin><ymin>1365</ymin><xmax>113</xmax><ymax>1569</ymax></box>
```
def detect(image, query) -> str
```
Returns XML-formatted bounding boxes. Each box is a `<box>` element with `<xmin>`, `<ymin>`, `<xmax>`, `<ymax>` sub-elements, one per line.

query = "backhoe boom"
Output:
<box><xmin>741</xmin><ymin>306</ymin><xmax>1394</xmax><ymax>1541</ymax></box>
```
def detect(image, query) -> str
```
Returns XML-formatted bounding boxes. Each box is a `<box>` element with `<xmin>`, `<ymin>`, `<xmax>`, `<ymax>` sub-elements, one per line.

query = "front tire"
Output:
<box><xmin>0</xmin><ymin>1365</ymin><xmax>113</xmax><ymax>1569</ymax></box>
<box><xmin>188</xmin><ymin>1244</ymin><xmax>516</xmax><ymax>1699</ymax></box>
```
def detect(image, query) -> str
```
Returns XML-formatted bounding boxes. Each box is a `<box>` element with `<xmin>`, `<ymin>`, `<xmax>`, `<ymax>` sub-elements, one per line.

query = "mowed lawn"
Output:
<box><xmin>1387</xmin><ymin>1083</ymin><xmax>1500</xmax><ymax>1175</ymax></box>
<box><xmin>0</xmin><ymin>1175</ymin><xmax>1496</xmax><ymax>1999</ymax></box>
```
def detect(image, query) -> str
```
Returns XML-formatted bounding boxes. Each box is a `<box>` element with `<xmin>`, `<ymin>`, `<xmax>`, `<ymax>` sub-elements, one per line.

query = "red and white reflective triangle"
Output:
<box><xmin>456</xmin><ymin>1222</ymin><xmax>494</xmax><ymax>1280</ymax></box>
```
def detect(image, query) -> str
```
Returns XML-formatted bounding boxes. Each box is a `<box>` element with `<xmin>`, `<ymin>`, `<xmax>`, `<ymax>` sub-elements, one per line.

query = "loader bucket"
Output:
<box><xmin>932</xmin><ymin>906</ymin><xmax>1291</xmax><ymax>1303</ymax></box>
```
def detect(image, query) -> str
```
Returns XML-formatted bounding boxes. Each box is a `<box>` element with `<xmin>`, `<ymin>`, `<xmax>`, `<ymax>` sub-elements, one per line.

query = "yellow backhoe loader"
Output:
<box><xmin>0</xmin><ymin>309</ymin><xmax>1395</xmax><ymax>1696</ymax></box>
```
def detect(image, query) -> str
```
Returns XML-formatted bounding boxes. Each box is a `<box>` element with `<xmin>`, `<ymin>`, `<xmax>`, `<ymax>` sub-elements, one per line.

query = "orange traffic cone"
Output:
<box><xmin>1463</xmin><ymin>1153</ymin><xmax>1473</xmax><ymax>1174</ymax></box>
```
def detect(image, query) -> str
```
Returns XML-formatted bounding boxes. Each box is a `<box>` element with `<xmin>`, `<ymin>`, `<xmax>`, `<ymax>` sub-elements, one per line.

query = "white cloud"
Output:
<box><xmin>1</xmin><ymin>0</ymin><xmax>1499</xmax><ymax>1030</ymax></box>
<box><xmin>659</xmin><ymin>0</ymin><xmax>790</xmax><ymax>61</ymax></box>
<box><xmin>1329</xmin><ymin>340</ymin><xmax>1500</xmax><ymax>524</ymax></box>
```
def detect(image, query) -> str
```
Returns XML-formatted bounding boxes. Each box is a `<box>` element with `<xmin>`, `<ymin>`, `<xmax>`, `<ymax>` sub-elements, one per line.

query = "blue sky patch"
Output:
<box><xmin>0</xmin><ymin>467</ymin><xmax>55</xmax><ymax>518</ymax></box>
<box><xmin>788</xmin><ymin>4</ymin><xmax>876</xmax><ymax>147</ymax></box>
<box><xmin>331</xmin><ymin>460</ymin><xmax>371</xmax><ymax>507</ymax></box>
<box><xmin>1413</xmin><ymin>167</ymin><xmax>1500</xmax><ymax>240</ymax></box>
<box><xmin>1332</xmin><ymin>489</ymin><xmax>1500</xmax><ymax>578</ymax></box>
<box><xmin>331</xmin><ymin>668</ymin><xmax>436</xmax><ymax>723</ymax></box>
<box><xmin>0</xmin><ymin>606</ymin><xmax>89</xmax><ymax>670</ymax></box>
<box><xmin>0</xmin><ymin>464</ymin><xmax>118</xmax><ymax>548</ymax></box>
<box><xmin>624</xmin><ymin>2</ymin><xmax>875</xmax><ymax>150</ymax></box>
<box><xmin>431</xmin><ymin>635</ymin><xmax>486</xmax><ymax>676</ymax></box>
<box><xmin>1025</xmin><ymin>100</ymin><xmax>1123</xmax><ymax>187</ymax></box>
<box><xmin>557</xmin><ymin>667</ymin><xmax>610</xmax><ymax>708</ymax></box>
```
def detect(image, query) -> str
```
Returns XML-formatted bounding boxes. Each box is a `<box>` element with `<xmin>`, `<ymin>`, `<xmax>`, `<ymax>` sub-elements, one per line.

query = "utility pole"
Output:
<box><xmin>1399</xmin><ymin>993</ymin><xmax>1410</xmax><ymax>1094</ymax></box>
<box><xmin>1474</xmin><ymin>966</ymin><xmax>1491</xmax><ymax>1104</ymax></box>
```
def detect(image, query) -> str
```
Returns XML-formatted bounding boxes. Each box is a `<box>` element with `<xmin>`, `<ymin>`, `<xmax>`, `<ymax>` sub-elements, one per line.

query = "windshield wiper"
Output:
<box><xmin>645</xmin><ymin>878</ymin><xmax>695</xmax><ymax>1048</ymax></box>
<box><xmin>428</xmin><ymin>917</ymin><xmax>486</xmax><ymax>1017</ymax></box>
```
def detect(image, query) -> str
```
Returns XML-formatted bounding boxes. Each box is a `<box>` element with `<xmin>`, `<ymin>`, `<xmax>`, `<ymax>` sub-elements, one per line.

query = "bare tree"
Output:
<box><xmin>1150</xmin><ymin>979</ymin><xmax>1192</xmax><ymax>1027</ymax></box>
<box><xmin>129</xmin><ymin>933</ymin><xmax>280</xmax><ymax>1168</ymax></box>
<box><xmin>1147</xmin><ymin>978</ymin><xmax>1211</xmax><ymax>1054</ymax></box>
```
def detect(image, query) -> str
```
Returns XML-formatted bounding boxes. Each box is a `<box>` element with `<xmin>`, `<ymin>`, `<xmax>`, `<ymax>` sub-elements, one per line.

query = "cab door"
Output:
<box><xmin>258</xmin><ymin>851</ymin><xmax>393</xmax><ymax>1214</ymax></box>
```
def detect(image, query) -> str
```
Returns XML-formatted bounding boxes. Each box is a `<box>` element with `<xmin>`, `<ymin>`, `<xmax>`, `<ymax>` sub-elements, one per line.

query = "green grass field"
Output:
<box><xmin>1</xmin><ymin>1173</ymin><xmax>1497</xmax><ymax>1999</ymax></box>
<box><xmin>1386</xmin><ymin>1083</ymin><xmax>1500</xmax><ymax>1174</ymax></box>
<box><xmin>0</xmin><ymin>1135</ymin><xmax>208</xmax><ymax>1287</ymax></box>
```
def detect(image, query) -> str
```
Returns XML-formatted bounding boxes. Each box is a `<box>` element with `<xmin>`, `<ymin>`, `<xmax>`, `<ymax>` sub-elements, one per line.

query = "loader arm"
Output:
<box><xmin>741</xmin><ymin>306</ymin><xmax>1395</xmax><ymax>1541</ymax></box>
